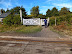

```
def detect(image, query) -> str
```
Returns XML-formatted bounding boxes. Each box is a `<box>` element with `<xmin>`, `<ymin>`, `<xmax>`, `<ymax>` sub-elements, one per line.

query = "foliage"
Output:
<box><xmin>26</xmin><ymin>15</ymin><xmax>33</xmax><ymax>18</ymax></box>
<box><xmin>54</xmin><ymin>22</ymin><xmax>67</xmax><ymax>30</ymax></box>
<box><xmin>1</xmin><ymin>9</ymin><xmax>5</xmax><ymax>13</ymax></box>
<box><xmin>59</xmin><ymin>7</ymin><xmax>70</xmax><ymax>15</ymax></box>
<box><xmin>51</xmin><ymin>7</ymin><xmax>59</xmax><ymax>16</ymax></box>
<box><xmin>30</xmin><ymin>6</ymin><xmax>39</xmax><ymax>17</ymax></box>
<box><xmin>10</xmin><ymin>6</ymin><xmax>27</xmax><ymax>17</ymax></box>
<box><xmin>46</xmin><ymin>9</ymin><xmax>51</xmax><ymax>17</ymax></box>
<box><xmin>3</xmin><ymin>14</ymin><xmax>21</xmax><ymax>26</ymax></box>
<box><xmin>46</xmin><ymin>7</ymin><xmax>59</xmax><ymax>17</ymax></box>
<box><xmin>6</xmin><ymin>8</ymin><xmax>10</xmax><ymax>12</ymax></box>
<box><xmin>38</xmin><ymin>14</ymin><xmax>46</xmax><ymax>18</ymax></box>
<box><xmin>50</xmin><ymin>14</ymin><xmax>72</xmax><ymax>26</ymax></box>
<box><xmin>49</xmin><ymin>16</ymin><xmax>55</xmax><ymax>26</ymax></box>
<box><xmin>13</xmin><ymin>15</ymin><xmax>21</xmax><ymax>25</ymax></box>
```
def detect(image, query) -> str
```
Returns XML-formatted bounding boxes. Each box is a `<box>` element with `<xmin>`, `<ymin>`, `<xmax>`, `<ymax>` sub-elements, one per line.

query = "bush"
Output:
<box><xmin>13</xmin><ymin>15</ymin><xmax>21</xmax><ymax>25</ymax></box>
<box><xmin>49</xmin><ymin>14</ymin><xmax>72</xmax><ymax>26</ymax></box>
<box><xmin>3</xmin><ymin>14</ymin><xmax>21</xmax><ymax>26</ymax></box>
<box><xmin>49</xmin><ymin>17</ymin><xmax>55</xmax><ymax>26</ymax></box>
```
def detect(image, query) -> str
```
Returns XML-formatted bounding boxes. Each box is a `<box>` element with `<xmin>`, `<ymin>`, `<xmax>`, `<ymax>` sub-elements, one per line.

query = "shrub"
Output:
<box><xmin>49</xmin><ymin>14</ymin><xmax>72</xmax><ymax>26</ymax></box>
<box><xmin>49</xmin><ymin>17</ymin><xmax>55</xmax><ymax>26</ymax></box>
<box><xmin>3</xmin><ymin>14</ymin><xmax>21</xmax><ymax>26</ymax></box>
<box><xmin>13</xmin><ymin>15</ymin><xmax>21</xmax><ymax>25</ymax></box>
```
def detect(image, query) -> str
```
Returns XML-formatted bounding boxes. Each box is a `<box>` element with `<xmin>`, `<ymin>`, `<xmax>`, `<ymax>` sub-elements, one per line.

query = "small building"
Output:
<box><xmin>0</xmin><ymin>12</ymin><xmax>10</xmax><ymax>22</ymax></box>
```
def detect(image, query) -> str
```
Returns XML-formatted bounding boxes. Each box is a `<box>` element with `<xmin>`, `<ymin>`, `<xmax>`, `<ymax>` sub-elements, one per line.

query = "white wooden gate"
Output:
<box><xmin>23</xmin><ymin>18</ymin><xmax>49</xmax><ymax>25</ymax></box>
<box><xmin>41</xmin><ymin>19</ymin><xmax>45</xmax><ymax>25</ymax></box>
<box><xmin>23</xmin><ymin>18</ymin><xmax>40</xmax><ymax>25</ymax></box>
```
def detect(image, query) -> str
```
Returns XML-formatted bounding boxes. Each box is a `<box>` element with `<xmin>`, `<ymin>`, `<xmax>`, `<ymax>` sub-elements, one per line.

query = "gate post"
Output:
<box><xmin>55</xmin><ymin>18</ymin><xmax>56</xmax><ymax>26</ymax></box>
<box><xmin>20</xmin><ymin>9</ymin><xmax>22</xmax><ymax>23</ymax></box>
<box><xmin>40</xmin><ymin>19</ymin><xmax>41</xmax><ymax>26</ymax></box>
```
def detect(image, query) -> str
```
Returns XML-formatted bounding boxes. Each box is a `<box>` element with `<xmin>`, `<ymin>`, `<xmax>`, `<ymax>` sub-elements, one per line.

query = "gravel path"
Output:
<box><xmin>0</xmin><ymin>27</ymin><xmax>68</xmax><ymax>38</ymax></box>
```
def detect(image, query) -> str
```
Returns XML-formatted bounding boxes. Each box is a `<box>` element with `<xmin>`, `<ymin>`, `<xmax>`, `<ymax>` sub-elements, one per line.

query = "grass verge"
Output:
<box><xmin>49</xmin><ymin>25</ymin><xmax>72</xmax><ymax>36</ymax></box>
<box><xmin>0</xmin><ymin>25</ymin><xmax>42</xmax><ymax>34</ymax></box>
<box><xmin>15</xmin><ymin>26</ymin><xmax>42</xmax><ymax>34</ymax></box>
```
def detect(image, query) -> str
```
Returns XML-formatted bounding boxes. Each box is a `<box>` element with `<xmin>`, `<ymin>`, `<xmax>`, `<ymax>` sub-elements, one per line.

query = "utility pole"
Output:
<box><xmin>55</xmin><ymin>18</ymin><xmax>56</xmax><ymax>26</ymax></box>
<box><xmin>20</xmin><ymin>9</ymin><xmax>22</xmax><ymax>23</ymax></box>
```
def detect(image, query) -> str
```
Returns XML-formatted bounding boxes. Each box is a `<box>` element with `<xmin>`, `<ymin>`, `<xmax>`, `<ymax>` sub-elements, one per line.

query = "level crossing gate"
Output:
<box><xmin>23</xmin><ymin>18</ymin><xmax>49</xmax><ymax>25</ymax></box>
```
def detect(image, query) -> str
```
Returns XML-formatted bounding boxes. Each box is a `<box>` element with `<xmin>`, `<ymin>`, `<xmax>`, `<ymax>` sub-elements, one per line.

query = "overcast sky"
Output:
<box><xmin>0</xmin><ymin>0</ymin><xmax>72</xmax><ymax>15</ymax></box>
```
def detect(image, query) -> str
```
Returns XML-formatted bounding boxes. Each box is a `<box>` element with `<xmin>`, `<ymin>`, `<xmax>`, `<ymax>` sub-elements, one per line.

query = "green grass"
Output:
<box><xmin>15</xmin><ymin>26</ymin><xmax>42</xmax><ymax>33</ymax></box>
<box><xmin>0</xmin><ymin>25</ymin><xmax>42</xmax><ymax>33</ymax></box>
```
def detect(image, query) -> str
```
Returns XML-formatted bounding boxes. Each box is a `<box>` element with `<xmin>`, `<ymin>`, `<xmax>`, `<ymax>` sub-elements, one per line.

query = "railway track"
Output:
<box><xmin>0</xmin><ymin>36</ymin><xmax>72</xmax><ymax>44</ymax></box>
<box><xmin>0</xmin><ymin>36</ymin><xmax>72</xmax><ymax>54</ymax></box>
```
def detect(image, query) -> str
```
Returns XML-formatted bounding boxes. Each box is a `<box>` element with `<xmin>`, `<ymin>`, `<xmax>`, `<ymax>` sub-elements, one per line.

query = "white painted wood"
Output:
<box><xmin>47</xmin><ymin>17</ymin><xmax>49</xmax><ymax>23</ymax></box>
<box><xmin>23</xmin><ymin>18</ymin><xmax>40</xmax><ymax>25</ymax></box>
<box><xmin>55</xmin><ymin>18</ymin><xmax>56</xmax><ymax>26</ymax></box>
<box><xmin>41</xmin><ymin>19</ymin><xmax>45</xmax><ymax>25</ymax></box>
<box><xmin>0</xmin><ymin>10</ymin><xmax>1</xmax><ymax>15</ymax></box>
<box><xmin>23</xmin><ymin>18</ymin><xmax>49</xmax><ymax>25</ymax></box>
<box><xmin>20</xmin><ymin>9</ymin><xmax>22</xmax><ymax>23</ymax></box>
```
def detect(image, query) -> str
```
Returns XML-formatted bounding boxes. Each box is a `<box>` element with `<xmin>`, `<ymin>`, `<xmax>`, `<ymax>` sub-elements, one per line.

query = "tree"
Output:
<box><xmin>59</xmin><ymin>7</ymin><xmax>70</xmax><ymax>15</ymax></box>
<box><xmin>30</xmin><ymin>6</ymin><xmax>39</xmax><ymax>17</ymax></box>
<box><xmin>46</xmin><ymin>9</ymin><xmax>51</xmax><ymax>17</ymax></box>
<box><xmin>38</xmin><ymin>14</ymin><xmax>46</xmax><ymax>19</ymax></box>
<box><xmin>51</xmin><ymin>7</ymin><xmax>59</xmax><ymax>16</ymax></box>
<box><xmin>1</xmin><ymin>9</ymin><xmax>5</xmax><ymax>13</ymax></box>
<box><xmin>10</xmin><ymin>6</ymin><xmax>27</xmax><ymax>17</ymax></box>
<box><xmin>10</xmin><ymin>6</ymin><xmax>20</xmax><ymax>14</ymax></box>
<box><xmin>6</xmin><ymin>8</ymin><xmax>10</xmax><ymax>12</ymax></box>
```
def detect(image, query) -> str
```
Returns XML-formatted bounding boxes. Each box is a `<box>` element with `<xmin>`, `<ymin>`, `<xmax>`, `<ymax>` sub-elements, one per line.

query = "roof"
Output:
<box><xmin>0</xmin><ymin>12</ymin><xmax>10</xmax><ymax>18</ymax></box>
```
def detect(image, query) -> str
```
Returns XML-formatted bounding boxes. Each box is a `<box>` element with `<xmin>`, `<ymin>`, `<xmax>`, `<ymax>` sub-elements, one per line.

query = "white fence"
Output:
<box><xmin>23</xmin><ymin>18</ymin><xmax>49</xmax><ymax>25</ymax></box>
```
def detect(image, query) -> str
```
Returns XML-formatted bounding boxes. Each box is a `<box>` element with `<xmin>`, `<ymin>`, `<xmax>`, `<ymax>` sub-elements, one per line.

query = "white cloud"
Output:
<box><xmin>0</xmin><ymin>0</ymin><xmax>12</xmax><ymax>10</ymax></box>
<box><xmin>42</xmin><ymin>6</ymin><xmax>54</xmax><ymax>8</ymax></box>
<box><xmin>45</xmin><ymin>0</ymin><xmax>70</xmax><ymax>4</ymax></box>
<box><xmin>53</xmin><ymin>3</ymin><xmax>72</xmax><ymax>8</ymax></box>
<box><xmin>46</xmin><ymin>0</ymin><xmax>69</xmax><ymax>2</ymax></box>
